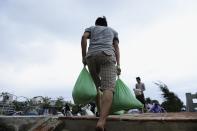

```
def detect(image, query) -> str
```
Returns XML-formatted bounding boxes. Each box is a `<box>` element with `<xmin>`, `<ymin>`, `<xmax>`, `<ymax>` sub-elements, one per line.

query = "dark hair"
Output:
<box><xmin>95</xmin><ymin>16</ymin><xmax>108</xmax><ymax>26</ymax></box>
<box><xmin>136</xmin><ymin>77</ymin><xmax>141</xmax><ymax>81</ymax></box>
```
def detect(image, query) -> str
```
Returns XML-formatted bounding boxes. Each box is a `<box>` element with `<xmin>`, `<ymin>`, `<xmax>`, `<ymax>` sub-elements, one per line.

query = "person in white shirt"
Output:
<box><xmin>134</xmin><ymin>77</ymin><xmax>146</xmax><ymax>112</ymax></box>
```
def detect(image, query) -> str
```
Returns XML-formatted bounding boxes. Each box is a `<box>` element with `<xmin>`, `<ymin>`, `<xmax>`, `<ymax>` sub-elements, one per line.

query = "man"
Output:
<box><xmin>81</xmin><ymin>16</ymin><xmax>120</xmax><ymax>131</ymax></box>
<box><xmin>134</xmin><ymin>77</ymin><xmax>146</xmax><ymax>112</ymax></box>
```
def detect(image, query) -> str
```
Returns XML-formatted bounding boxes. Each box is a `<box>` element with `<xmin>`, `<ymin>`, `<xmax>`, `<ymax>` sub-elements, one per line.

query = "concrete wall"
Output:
<box><xmin>186</xmin><ymin>93</ymin><xmax>197</xmax><ymax>112</ymax></box>
<box><xmin>0</xmin><ymin>113</ymin><xmax>197</xmax><ymax>131</ymax></box>
<box><xmin>58</xmin><ymin>119</ymin><xmax>197</xmax><ymax>131</ymax></box>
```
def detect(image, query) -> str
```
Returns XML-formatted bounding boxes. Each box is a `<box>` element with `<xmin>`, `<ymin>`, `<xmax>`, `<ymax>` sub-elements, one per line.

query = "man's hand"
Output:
<box><xmin>116</xmin><ymin>65</ymin><xmax>121</xmax><ymax>75</ymax></box>
<box><xmin>82</xmin><ymin>57</ymin><xmax>87</xmax><ymax>66</ymax></box>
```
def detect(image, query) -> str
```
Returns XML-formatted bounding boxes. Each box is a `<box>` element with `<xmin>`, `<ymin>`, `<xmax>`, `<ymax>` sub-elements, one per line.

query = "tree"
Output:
<box><xmin>55</xmin><ymin>96</ymin><xmax>64</xmax><ymax>111</ymax></box>
<box><xmin>12</xmin><ymin>100</ymin><xmax>27</xmax><ymax>111</ymax></box>
<box><xmin>41</xmin><ymin>97</ymin><xmax>51</xmax><ymax>108</ymax></box>
<box><xmin>155</xmin><ymin>82</ymin><xmax>183</xmax><ymax>112</ymax></box>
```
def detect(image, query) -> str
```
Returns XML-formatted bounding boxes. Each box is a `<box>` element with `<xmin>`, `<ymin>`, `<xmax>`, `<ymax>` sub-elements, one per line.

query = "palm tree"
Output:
<box><xmin>155</xmin><ymin>82</ymin><xmax>183</xmax><ymax>112</ymax></box>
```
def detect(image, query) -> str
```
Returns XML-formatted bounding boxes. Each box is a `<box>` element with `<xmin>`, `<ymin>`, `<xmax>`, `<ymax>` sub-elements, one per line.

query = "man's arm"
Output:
<box><xmin>113</xmin><ymin>39</ymin><xmax>120</xmax><ymax>66</ymax></box>
<box><xmin>142</xmin><ymin>83</ymin><xmax>145</xmax><ymax>91</ymax></box>
<box><xmin>113</xmin><ymin>39</ymin><xmax>121</xmax><ymax>75</ymax></box>
<box><xmin>81</xmin><ymin>32</ymin><xmax>90</xmax><ymax>65</ymax></box>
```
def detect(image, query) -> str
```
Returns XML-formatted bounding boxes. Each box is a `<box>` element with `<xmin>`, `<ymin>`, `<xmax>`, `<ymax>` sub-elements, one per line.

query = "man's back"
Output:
<box><xmin>85</xmin><ymin>26</ymin><xmax>118</xmax><ymax>56</ymax></box>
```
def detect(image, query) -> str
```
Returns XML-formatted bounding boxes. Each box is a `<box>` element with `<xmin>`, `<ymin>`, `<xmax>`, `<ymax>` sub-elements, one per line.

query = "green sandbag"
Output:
<box><xmin>111</xmin><ymin>78</ymin><xmax>143</xmax><ymax>112</ymax></box>
<box><xmin>112</xmin><ymin>110</ymin><xmax>125</xmax><ymax>115</ymax></box>
<box><xmin>72</xmin><ymin>67</ymin><xmax>97</xmax><ymax>105</ymax></box>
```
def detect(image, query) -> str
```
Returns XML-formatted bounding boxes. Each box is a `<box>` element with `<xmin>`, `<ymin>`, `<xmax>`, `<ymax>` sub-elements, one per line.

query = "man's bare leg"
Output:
<box><xmin>96</xmin><ymin>90</ymin><xmax>113</xmax><ymax>131</ymax></box>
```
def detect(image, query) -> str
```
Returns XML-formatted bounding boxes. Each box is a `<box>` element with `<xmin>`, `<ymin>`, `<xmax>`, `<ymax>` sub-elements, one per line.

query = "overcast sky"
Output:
<box><xmin>0</xmin><ymin>0</ymin><xmax>197</xmax><ymax>104</ymax></box>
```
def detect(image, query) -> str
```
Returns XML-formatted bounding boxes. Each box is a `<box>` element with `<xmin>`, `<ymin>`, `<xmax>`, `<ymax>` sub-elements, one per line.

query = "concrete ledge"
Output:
<box><xmin>0</xmin><ymin>113</ymin><xmax>197</xmax><ymax>131</ymax></box>
<box><xmin>59</xmin><ymin>113</ymin><xmax>197</xmax><ymax>131</ymax></box>
<box><xmin>59</xmin><ymin>112</ymin><xmax>197</xmax><ymax>121</ymax></box>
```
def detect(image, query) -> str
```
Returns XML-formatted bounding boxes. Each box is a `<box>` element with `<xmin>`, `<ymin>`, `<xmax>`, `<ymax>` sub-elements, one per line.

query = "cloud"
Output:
<box><xmin>120</xmin><ymin>4</ymin><xmax>197</xmax><ymax>77</ymax></box>
<box><xmin>119</xmin><ymin>5</ymin><xmax>197</xmax><ymax>104</ymax></box>
<box><xmin>0</xmin><ymin>0</ymin><xmax>197</xmax><ymax>104</ymax></box>
<box><xmin>0</xmin><ymin>39</ymin><xmax>81</xmax><ymax>85</ymax></box>
<box><xmin>0</xmin><ymin>38</ymin><xmax>81</xmax><ymax>101</ymax></box>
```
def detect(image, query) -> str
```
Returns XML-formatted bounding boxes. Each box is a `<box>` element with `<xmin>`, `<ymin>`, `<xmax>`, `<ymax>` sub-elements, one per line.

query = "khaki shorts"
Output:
<box><xmin>86</xmin><ymin>52</ymin><xmax>117</xmax><ymax>92</ymax></box>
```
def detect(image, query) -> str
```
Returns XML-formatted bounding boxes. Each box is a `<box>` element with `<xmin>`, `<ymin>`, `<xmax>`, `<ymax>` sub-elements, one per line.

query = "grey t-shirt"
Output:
<box><xmin>85</xmin><ymin>26</ymin><xmax>119</xmax><ymax>58</ymax></box>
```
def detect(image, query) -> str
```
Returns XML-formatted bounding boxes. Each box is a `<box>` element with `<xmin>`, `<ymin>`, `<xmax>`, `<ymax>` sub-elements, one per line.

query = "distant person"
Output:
<box><xmin>134</xmin><ymin>77</ymin><xmax>146</xmax><ymax>112</ymax></box>
<box><xmin>81</xmin><ymin>16</ymin><xmax>121</xmax><ymax>131</ymax></box>
<box><xmin>148</xmin><ymin>101</ymin><xmax>166</xmax><ymax>113</ymax></box>
<box><xmin>62</xmin><ymin>103</ymin><xmax>71</xmax><ymax>116</ymax></box>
